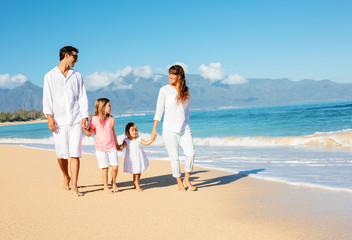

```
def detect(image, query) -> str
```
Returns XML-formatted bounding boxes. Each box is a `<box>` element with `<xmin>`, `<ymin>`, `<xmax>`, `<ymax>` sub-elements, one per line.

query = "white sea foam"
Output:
<box><xmin>2</xmin><ymin>129</ymin><xmax>352</xmax><ymax>150</ymax></box>
<box><xmin>115</xmin><ymin>113</ymin><xmax>147</xmax><ymax>117</ymax></box>
<box><xmin>248</xmin><ymin>174</ymin><xmax>352</xmax><ymax>194</ymax></box>
<box><xmin>193</xmin><ymin>129</ymin><xmax>352</xmax><ymax>149</ymax></box>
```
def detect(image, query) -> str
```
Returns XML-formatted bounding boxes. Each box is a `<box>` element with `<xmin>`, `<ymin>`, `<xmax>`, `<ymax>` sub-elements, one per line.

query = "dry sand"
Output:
<box><xmin>0</xmin><ymin>144</ymin><xmax>351</xmax><ymax>240</ymax></box>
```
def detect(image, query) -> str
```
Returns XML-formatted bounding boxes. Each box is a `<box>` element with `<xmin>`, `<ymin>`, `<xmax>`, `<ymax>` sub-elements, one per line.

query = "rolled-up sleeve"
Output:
<box><xmin>42</xmin><ymin>74</ymin><xmax>53</xmax><ymax>116</ymax></box>
<box><xmin>153</xmin><ymin>88</ymin><xmax>165</xmax><ymax>121</ymax></box>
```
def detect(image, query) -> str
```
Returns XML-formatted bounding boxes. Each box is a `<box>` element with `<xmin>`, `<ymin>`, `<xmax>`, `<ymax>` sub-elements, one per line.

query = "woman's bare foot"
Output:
<box><xmin>63</xmin><ymin>176</ymin><xmax>71</xmax><ymax>190</ymax></box>
<box><xmin>176</xmin><ymin>177</ymin><xmax>186</xmax><ymax>191</ymax></box>
<box><xmin>183</xmin><ymin>180</ymin><xmax>197</xmax><ymax>191</ymax></box>
<box><xmin>178</xmin><ymin>182</ymin><xmax>186</xmax><ymax>191</ymax></box>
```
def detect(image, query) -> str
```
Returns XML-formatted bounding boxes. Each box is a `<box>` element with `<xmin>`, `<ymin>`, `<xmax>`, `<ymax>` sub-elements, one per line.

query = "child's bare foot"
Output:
<box><xmin>111</xmin><ymin>180</ymin><xmax>119</xmax><ymax>193</ymax></box>
<box><xmin>63</xmin><ymin>176</ymin><xmax>71</xmax><ymax>190</ymax></box>
<box><xmin>112</xmin><ymin>185</ymin><xmax>119</xmax><ymax>193</ymax></box>
<box><xmin>70</xmin><ymin>187</ymin><xmax>84</xmax><ymax>196</ymax></box>
<box><xmin>183</xmin><ymin>180</ymin><xmax>197</xmax><ymax>191</ymax></box>
<box><xmin>103</xmin><ymin>187</ymin><xmax>113</xmax><ymax>194</ymax></box>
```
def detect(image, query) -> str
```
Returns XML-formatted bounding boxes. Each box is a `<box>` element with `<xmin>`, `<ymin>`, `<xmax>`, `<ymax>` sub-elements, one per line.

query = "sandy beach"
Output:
<box><xmin>0</xmin><ymin>145</ymin><xmax>351</xmax><ymax>240</ymax></box>
<box><xmin>0</xmin><ymin>119</ymin><xmax>47</xmax><ymax>127</ymax></box>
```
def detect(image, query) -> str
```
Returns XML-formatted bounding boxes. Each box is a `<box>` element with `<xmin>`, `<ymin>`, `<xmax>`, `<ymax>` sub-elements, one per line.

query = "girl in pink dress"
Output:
<box><xmin>83</xmin><ymin>98</ymin><xmax>119</xmax><ymax>194</ymax></box>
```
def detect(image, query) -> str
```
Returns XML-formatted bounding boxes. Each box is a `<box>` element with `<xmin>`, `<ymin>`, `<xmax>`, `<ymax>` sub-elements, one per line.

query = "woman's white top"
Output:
<box><xmin>153</xmin><ymin>84</ymin><xmax>190</xmax><ymax>133</ymax></box>
<box><xmin>43</xmin><ymin>67</ymin><xmax>89</xmax><ymax>127</ymax></box>
<box><xmin>123</xmin><ymin>137</ymin><xmax>149</xmax><ymax>174</ymax></box>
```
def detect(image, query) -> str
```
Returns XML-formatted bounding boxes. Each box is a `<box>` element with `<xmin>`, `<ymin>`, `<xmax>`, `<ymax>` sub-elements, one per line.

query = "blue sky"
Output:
<box><xmin>1</xmin><ymin>0</ymin><xmax>351</xmax><ymax>89</ymax></box>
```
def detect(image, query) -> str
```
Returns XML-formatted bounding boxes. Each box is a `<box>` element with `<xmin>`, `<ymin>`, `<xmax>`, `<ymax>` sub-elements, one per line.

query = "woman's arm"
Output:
<box><xmin>151</xmin><ymin>120</ymin><xmax>159</xmax><ymax>141</ymax></box>
<box><xmin>151</xmin><ymin>87</ymin><xmax>165</xmax><ymax>141</ymax></box>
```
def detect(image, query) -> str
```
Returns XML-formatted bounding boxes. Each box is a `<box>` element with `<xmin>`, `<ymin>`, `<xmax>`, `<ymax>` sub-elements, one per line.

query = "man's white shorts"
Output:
<box><xmin>53</xmin><ymin>123</ymin><xmax>83</xmax><ymax>159</ymax></box>
<box><xmin>95</xmin><ymin>148</ymin><xmax>119</xmax><ymax>168</ymax></box>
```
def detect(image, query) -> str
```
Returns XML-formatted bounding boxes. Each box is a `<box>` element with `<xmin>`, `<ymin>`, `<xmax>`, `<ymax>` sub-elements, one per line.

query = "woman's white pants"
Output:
<box><xmin>162</xmin><ymin>127</ymin><xmax>195</xmax><ymax>178</ymax></box>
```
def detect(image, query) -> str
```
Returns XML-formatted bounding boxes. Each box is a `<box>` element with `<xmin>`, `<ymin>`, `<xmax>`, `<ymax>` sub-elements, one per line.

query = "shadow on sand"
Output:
<box><xmin>78</xmin><ymin>168</ymin><xmax>265</xmax><ymax>194</ymax></box>
<box><xmin>192</xmin><ymin>168</ymin><xmax>265</xmax><ymax>189</ymax></box>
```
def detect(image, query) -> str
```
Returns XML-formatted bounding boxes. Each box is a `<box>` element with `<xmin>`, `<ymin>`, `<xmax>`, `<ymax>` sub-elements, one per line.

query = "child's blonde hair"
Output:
<box><xmin>94</xmin><ymin>98</ymin><xmax>111</xmax><ymax>123</ymax></box>
<box><xmin>125</xmin><ymin>122</ymin><xmax>138</xmax><ymax>139</ymax></box>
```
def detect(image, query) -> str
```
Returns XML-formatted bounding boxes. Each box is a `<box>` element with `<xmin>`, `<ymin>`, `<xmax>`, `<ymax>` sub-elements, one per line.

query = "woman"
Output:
<box><xmin>151</xmin><ymin>65</ymin><xmax>196</xmax><ymax>191</ymax></box>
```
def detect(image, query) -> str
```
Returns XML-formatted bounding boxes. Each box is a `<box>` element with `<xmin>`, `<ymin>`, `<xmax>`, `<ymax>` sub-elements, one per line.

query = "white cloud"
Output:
<box><xmin>85</xmin><ymin>65</ymin><xmax>153</xmax><ymax>91</ymax></box>
<box><xmin>199</xmin><ymin>62</ymin><xmax>225</xmax><ymax>82</ymax></box>
<box><xmin>133</xmin><ymin>65</ymin><xmax>153</xmax><ymax>79</ymax></box>
<box><xmin>85</xmin><ymin>72</ymin><xmax>115</xmax><ymax>90</ymax></box>
<box><xmin>166</xmin><ymin>62</ymin><xmax>189</xmax><ymax>73</ymax></box>
<box><xmin>221</xmin><ymin>74</ymin><xmax>247</xmax><ymax>85</ymax></box>
<box><xmin>153</xmin><ymin>74</ymin><xmax>163</xmax><ymax>82</ymax></box>
<box><xmin>0</xmin><ymin>73</ymin><xmax>28</xmax><ymax>88</ymax></box>
<box><xmin>170</xmin><ymin>62</ymin><xmax>189</xmax><ymax>73</ymax></box>
<box><xmin>156</xmin><ymin>67</ymin><xmax>166</xmax><ymax>73</ymax></box>
<box><xmin>118</xmin><ymin>65</ymin><xmax>133</xmax><ymax>77</ymax></box>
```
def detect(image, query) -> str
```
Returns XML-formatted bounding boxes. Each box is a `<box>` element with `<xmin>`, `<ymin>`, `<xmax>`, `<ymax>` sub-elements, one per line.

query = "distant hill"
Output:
<box><xmin>1</xmin><ymin>75</ymin><xmax>352</xmax><ymax>114</ymax></box>
<box><xmin>0</xmin><ymin>81</ymin><xmax>43</xmax><ymax>112</ymax></box>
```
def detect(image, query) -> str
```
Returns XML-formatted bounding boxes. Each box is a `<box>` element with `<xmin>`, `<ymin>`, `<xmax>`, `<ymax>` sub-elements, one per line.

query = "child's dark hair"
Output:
<box><xmin>125</xmin><ymin>122</ymin><xmax>138</xmax><ymax>139</ymax></box>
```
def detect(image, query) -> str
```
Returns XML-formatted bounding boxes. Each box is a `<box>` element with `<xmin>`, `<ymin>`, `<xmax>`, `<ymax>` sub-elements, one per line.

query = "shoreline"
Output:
<box><xmin>0</xmin><ymin>119</ymin><xmax>47</xmax><ymax>126</ymax></box>
<box><xmin>3</xmin><ymin>143</ymin><xmax>352</xmax><ymax>194</ymax></box>
<box><xmin>1</xmin><ymin>144</ymin><xmax>352</xmax><ymax>239</ymax></box>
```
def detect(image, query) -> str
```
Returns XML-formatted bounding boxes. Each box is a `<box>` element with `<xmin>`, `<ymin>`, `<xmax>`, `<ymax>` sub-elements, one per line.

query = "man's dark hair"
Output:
<box><xmin>59</xmin><ymin>46</ymin><xmax>79</xmax><ymax>61</ymax></box>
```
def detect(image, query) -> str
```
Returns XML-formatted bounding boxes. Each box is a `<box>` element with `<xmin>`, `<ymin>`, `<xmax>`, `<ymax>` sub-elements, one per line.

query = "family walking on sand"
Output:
<box><xmin>42</xmin><ymin>46</ymin><xmax>197</xmax><ymax>196</ymax></box>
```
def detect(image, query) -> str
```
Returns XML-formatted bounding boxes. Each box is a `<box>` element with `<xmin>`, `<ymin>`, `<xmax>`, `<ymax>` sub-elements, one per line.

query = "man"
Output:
<box><xmin>43</xmin><ymin>46</ymin><xmax>89</xmax><ymax>196</ymax></box>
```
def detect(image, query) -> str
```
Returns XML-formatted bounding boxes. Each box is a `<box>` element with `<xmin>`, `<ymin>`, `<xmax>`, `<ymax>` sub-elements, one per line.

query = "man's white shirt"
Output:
<box><xmin>43</xmin><ymin>66</ymin><xmax>89</xmax><ymax>127</ymax></box>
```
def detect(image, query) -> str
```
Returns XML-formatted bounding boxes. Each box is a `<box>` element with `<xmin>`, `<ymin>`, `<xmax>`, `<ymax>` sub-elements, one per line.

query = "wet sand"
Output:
<box><xmin>0</xmin><ymin>119</ymin><xmax>47</xmax><ymax>126</ymax></box>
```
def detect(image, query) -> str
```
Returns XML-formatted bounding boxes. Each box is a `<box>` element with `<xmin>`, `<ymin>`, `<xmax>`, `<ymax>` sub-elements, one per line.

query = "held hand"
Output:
<box><xmin>117</xmin><ymin>144</ymin><xmax>123</xmax><ymax>151</ymax></box>
<box><xmin>151</xmin><ymin>129</ymin><xmax>157</xmax><ymax>141</ymax></box>
<box><xmin>47</xmin><ymin>116</ymin><xmax>58</xmax><ymax>133</ymax></box>
<box><xmin>82</xmin><ymin>118</ymin><xmax>89</xmax><ymax>129</ymax></box>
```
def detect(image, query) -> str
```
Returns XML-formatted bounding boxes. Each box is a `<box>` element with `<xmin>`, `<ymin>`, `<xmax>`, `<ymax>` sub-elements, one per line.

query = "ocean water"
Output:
<box><xmin>1</xmin><ymin>101</ymin><xmax>352</xmax><ymax>193</ymax></box>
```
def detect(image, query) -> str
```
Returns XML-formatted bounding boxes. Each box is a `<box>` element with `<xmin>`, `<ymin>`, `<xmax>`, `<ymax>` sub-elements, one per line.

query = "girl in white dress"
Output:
<box><xmin>119</xmin><ymin>122</ymin><xmax>154</xmax><ymax>191</ymax></box>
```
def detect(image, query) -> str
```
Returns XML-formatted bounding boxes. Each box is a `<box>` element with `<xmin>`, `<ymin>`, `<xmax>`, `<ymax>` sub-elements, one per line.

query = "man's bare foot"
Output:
<box><xmin>63</xmin><ymin>176</ymin><xmax>71</xmax><ymax>190</ymax></box>
<box><xmin>70</xmin><ymin>187</ymin><xmax>84</xmax><ymax>196</ymax></box>
<box><xmin>134</xmin><ymin>184</ymin><xmax>143</xmax><ymax>192</ymax></box>
<box><xmin>183</xmin><ymin>180</ymin><xmax>197</xmax><ymax>191</ymax></box>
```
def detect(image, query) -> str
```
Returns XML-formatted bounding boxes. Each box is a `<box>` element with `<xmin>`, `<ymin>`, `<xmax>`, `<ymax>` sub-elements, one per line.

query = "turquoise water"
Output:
<box><xmin>1</xmin><ymin>100</ymin><xmax>352</xmax><ymax>192</ymax></box>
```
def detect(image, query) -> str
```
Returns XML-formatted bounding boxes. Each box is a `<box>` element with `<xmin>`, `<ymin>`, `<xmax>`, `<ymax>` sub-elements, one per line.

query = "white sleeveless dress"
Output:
<box><xmin>123</xmin><ymin>137</ymin><xmax>149</xmax><ymax>174</ymax></box>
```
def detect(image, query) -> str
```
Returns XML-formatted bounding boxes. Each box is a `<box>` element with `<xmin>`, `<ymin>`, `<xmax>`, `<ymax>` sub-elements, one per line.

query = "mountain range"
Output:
<box><xmin>1</xmin><ymin>74</ymin><xmax>352</xmax><ymax>114</ymax></box>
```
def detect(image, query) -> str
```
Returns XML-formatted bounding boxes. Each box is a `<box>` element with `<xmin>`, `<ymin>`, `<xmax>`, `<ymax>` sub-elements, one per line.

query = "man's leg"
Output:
<box><xmin>70</xmin><ymin>157</ymin><xmax>83</xmax><ymax>196</ymax></box>
<box><xmin>68</xmin><ymin>123</ymin><xmax>83</xmax><ymax>196</ymax></box>
<box><xmin>57</xmin><ymin>158</ymin><xmax>70</xmax><ymax>190</ymax></box>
